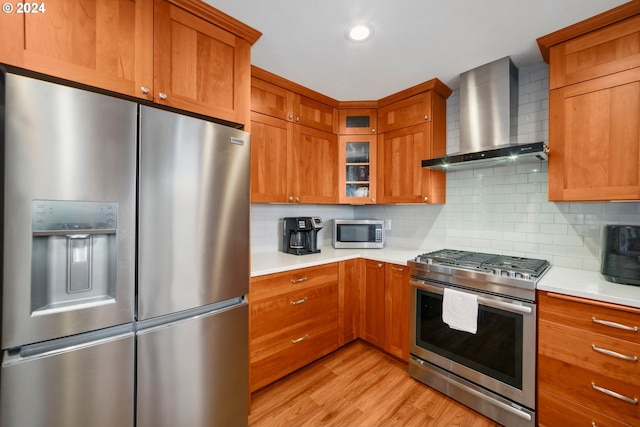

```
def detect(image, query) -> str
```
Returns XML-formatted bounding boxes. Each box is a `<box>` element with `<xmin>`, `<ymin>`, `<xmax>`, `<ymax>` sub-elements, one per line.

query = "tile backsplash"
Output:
<box><xmin>251</xmin><ymin>61</ymin><xmax>640</xmax><ymax>271</ymax></box>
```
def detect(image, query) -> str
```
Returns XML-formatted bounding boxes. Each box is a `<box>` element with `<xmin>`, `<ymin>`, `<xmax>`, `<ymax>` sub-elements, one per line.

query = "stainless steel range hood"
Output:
<box><xmin>422</xmin><ymin>57</ymin><xmax>548</xmax><ymax>172</ymax></box>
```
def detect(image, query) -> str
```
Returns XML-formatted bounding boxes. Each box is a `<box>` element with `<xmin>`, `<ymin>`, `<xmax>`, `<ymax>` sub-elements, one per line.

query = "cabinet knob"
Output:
<box><xmin>371</xmin><ymin>128</ymin><xmax>376</xmax><ymax>133</ymax></box>
<box><xmin>289</xmin><ymin>196</ymin><xmax>294</xmax><ymax>202</ymax></box>
<box><xmin>140</xmin><ymin>86</ymin><xmax>150</xmax><ymax>95</ymax></box>
<box><xmin>289</xmin><ymin>113</ymin><xmax>294</xmax><ymax>120</ymax></box>
<box><xmin>371</xmin><ymin>198</ymin><xmax>376</xmax><ymax>203</ymax></box>
<box><xmin>158</xmin><ymin>92</ymin><xmax>168</xmax><ymax>100</ymax></box>
<box><xmin>424</xmin><ymin>114</ymin><xmax>429</xmax><ymax>120</ymax></box>
<box><xmin>377</xmin><ymin>263</ymin><xmax>383</xmax><ymax>268</ymax></box>
<box><xmin>423</xmin><ymin>196</ymin><xmax>429</xmax><ymax>202</ymax></box>
<box><xmin>295</xmin><ymin>116</ymin><xmax>300</xmax><ymax>122</ymax></box>
<box><xmin>295</xmin><ymin>196</ymin><xmax>300</xmax><ymax>203</ymax></box>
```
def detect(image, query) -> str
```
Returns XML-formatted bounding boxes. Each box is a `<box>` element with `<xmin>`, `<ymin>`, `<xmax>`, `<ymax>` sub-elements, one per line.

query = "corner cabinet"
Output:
<box><xmin>0</xmin><ymin>0</ymin><xmax>260</xmax><ymax>126</ymax></box>
<box><xmin>538</xmin><ymin>5</ymin><xmax>640</xmax><ymax>201</ymax></box>
<box><xmin>376</xmin><ymin>81</ymin><xmax>450</xmax><ymax>204</ymax></box>
<box><xmin>338</xmin><ymin>107</ymin><xmax>378</xmax><ymax>205</ymax></box>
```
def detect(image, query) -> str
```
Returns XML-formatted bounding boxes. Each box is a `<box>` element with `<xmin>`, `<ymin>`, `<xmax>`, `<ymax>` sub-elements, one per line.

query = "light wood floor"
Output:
<box><xmin>249</xmin><ymin>341</ymin><xmax>501</xmax><ymax>427</ymax></box>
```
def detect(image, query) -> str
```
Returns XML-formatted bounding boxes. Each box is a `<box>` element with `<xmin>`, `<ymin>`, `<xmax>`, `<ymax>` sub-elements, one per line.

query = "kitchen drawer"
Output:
<box><xmin>250</xmin><ymin>263</ymin><xmax>338</xmax><ymax>302</ymax></box>
<box><xmin>538</xmin><ymin>319</ymin><xmax>640</xmax><ymax>385</ymax></box>
<box><xmin>250</xmin><ymin>283</ymin><xmax>338</xmax><ymax>339</ymax></box>
<box><xmin>538</xmin><ymin>354</ymin><xmax>640</xmax><ymax>426</ymax></box>
<box><xmin>538</xmin><ymin>292</ymin><xmax>640</xmax><ymax>344</ymax></box>
<box><xmin>250</xmin><ymin>320</ymin><xmax>337</xmax><ymax>391</ymax></box>
<box><xmin>538</xmin><ymin>389</ymin><xmax>633</xmax><ymax>427</ymax></box>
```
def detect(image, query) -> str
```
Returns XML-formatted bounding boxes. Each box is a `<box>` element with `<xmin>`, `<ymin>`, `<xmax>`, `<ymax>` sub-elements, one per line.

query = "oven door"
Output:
<box><xmin>409</xmin><ymin>278</ymin><xmax>536</xmax><ymax>409</ymax></box>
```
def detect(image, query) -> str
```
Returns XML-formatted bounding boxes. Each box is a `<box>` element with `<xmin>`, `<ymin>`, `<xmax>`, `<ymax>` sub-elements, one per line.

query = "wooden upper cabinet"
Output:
<box><xmin>153</xmin><ymin>0</ymin><xmax>256</xmax><ymax>124</ymax></box>
<box><xmin>0</xmin><ymin>0</ymin><xmax>154</xmax><ymax>98</ymax></box>
<box><xmin>293</xmin><ymin>126</ymin><xmax>339</xmax><ymax>204</ymax></box>
<box><xmin>251</xmin><ymin>66</ymin><xmax>338</xmax><ymax>133</ymax></box>
<box><xmin>0</xmin><ymin>0</ymin><xmax>260</xmax><ymax>125</ymax></box>
<box><xmin>377</xmin><ymin>121</ymin><xmax>446</xmax><ymax>204</ymax></box>
<box><xmin>548</xmin><ymin>68</ymin><xmax>640</xmax><ymax>201</ymax></box>
<box><xmin>251</xmin><ymin>77</ymin><xmax>295</xmax><ymax>121</ymax></box>
<box><xmin>538</xmin><ymin>3</ymin><xmax>640</xmax><ymax>201</ymax></box>
<box><xmin>538</xmin><ymin>4</ymin><xmax>640</xmax><ymax>90</ymax></box>
<box><xmin>250</xmin><ymin>111</ymin><xmax>294</xmax><ymax>203</ymax></box>
<box><xmin>378</xmin><ymin>92</ymin><xmax>432</xmax><ymax>133</ymax></box>
<box><xmin>295</xmin><ymin>95</ymin><xmax>337</xmax><ymax>134</ymax></box>
<box><xmin>339</xmin><ymin>108</ymin><xmax>378</xmax><ymax>135</ymax></box>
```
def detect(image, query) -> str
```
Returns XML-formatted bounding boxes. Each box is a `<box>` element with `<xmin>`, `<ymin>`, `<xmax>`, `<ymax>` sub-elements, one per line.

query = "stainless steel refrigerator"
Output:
<box><xmin>0</xmin><ymin>72</ymin><xmax>250</xmax><ymax>427</ymax></box>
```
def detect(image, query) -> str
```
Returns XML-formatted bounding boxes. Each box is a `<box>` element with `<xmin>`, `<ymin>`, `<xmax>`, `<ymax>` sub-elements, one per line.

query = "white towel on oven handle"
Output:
<box><xmin>442</xmin><ymin>287</ymin><xmax>478</xmax><ymax>334</ymax></box>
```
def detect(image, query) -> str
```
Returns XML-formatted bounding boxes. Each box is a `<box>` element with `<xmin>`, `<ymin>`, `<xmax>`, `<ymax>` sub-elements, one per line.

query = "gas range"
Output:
<box><xmin>408</xmin><ymin>249</ymin><xmax>551</xmax><ymax>301</ymax></box>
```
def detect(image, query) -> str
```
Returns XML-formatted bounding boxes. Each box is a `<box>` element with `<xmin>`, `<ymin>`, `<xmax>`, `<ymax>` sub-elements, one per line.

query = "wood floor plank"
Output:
<box><xmin>249</xmin><ymin>341</ymin><xmax>501</xmax><ymax>427</ymax></box>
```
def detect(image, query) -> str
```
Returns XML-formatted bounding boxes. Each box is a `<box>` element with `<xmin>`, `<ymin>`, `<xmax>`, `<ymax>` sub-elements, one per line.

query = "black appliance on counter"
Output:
<box><xmin>602</xmin><ymin>225</ymin><xmax>640</xmax><ymax>286</ymax></box>
<box><xmin>408</xmin><ymin>249</ymin><xmax>551</xmax><ymax>427</ymax></box>
<box><xmin>282</xmin><ymin>217</ymin><xmax>323</xmax><ymax>255</ymax></box>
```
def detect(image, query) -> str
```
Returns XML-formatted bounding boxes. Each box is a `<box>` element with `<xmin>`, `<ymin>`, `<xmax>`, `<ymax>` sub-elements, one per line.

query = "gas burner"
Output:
<box><xmin>415</xmin><ymin>249</ymin><xmax>550</xmax><ymax>282</ymax></box>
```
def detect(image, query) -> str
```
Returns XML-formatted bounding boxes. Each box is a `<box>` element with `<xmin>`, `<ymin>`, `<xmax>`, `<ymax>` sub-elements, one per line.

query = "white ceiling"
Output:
<box><xmin>205</xmin><ymin>0</ymin><xmax>630</xmax><ymax>100</ymax></box>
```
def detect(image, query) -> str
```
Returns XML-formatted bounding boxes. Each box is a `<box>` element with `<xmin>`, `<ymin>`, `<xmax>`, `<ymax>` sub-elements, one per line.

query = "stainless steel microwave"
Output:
<box><xmin>333</xmin><ymin>219</ymin><xmax>384</xmax><ymax>249</ymax></box>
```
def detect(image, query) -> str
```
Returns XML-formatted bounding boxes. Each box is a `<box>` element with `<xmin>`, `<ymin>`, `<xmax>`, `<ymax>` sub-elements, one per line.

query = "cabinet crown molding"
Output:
<box><xmin>537</xmin><ymin>0</ymin><xmax>640</xmax><ymax>63</ymax></box>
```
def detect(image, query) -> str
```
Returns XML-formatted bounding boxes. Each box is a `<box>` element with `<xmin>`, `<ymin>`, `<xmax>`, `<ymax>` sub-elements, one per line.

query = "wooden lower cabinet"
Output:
<box><xmin>360</xmin><ymin>260</ymin><xmax>386</xmax><ymax>347</ymax></box>
<box><xmin>338</xmin><ymin>259</ymin><xmax>362</xmax><ymax>346</ymax></box>
<box><xmin>249</xmin><ymin>264</ymin><xmax>338</xmax><ymax>392</ymax></box>
<box><xmin>384</xmin><ymin>263</ymin><xmax>409</xmax><ymax>360</ymax></box>
<box><xmin>359</xmin><ymin>261</ymin><xmax>410</xmax><ymax>360</ymax></box>
<box><xmin>537</xmin><ymin>291</ymin><xmax>640</xmax><ymax>427</ymax></box>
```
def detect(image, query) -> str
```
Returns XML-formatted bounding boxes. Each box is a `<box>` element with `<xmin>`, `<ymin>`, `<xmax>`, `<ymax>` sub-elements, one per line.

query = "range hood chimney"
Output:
<box><xmin>422</xmin><ymin>56</ymin><xmax>548</xmax><ymax>172</ymax></box>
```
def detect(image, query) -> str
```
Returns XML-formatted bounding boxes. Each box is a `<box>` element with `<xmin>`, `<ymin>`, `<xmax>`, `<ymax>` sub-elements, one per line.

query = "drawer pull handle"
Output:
<box><xmin>290</xmin><ymin>297</ymin><xmax>308</xmax><ymax>305</ymax></box>
<box><xmin>291</xmin><ymin>334</ymin><xmax>309</xmax><ymax>344</ymax></box>
<box><xmin>592</xmin><ymin>317</ymin><xmax>638</xmax><ymax>332</ymax></box>
<box><xmin>291</xmin><ymin>277</ymin><xmax>308</xmax><ymax>283</ymax></box>
<box><xmin>591</xmin><ymin>383</ymin><xmax>638</xmax><ymax>405</ymax></box>
<box><xmin>592</xmin><ymin>344</ymin><xmax>638</xmax><ymax>362</ymax></box>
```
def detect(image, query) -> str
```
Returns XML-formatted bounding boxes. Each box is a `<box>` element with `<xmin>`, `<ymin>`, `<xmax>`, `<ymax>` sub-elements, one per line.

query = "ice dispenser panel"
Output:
<box><xmin>31</xmin><ymin>200</ymin><xmax>118</xmax><ymax>314</ymax></box>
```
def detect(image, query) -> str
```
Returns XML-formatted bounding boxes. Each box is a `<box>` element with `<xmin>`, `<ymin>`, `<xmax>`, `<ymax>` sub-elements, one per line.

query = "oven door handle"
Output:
<box><xmin>412</xmin><ymin>280</ymin><xmax>533</xmax><ymax>315</ymax></box>
<box><xmin>477</xmin><ymin>297</ymin><xmax>532</xmax><ymax>314</ymax></box>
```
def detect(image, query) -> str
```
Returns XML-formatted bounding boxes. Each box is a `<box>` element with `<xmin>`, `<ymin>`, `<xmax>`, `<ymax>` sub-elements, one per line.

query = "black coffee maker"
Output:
<box><xmin>282</xmin><ymin>217</ymin><xmax>323</xmax><ymax>255</ymax></box>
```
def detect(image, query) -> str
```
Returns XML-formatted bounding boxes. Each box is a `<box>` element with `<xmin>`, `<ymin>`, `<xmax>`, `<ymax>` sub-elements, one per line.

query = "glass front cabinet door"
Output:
<box><xmin>339</xmin><ymin>135</ymin><xmax>377</xmax><ymax>204</ymax></box>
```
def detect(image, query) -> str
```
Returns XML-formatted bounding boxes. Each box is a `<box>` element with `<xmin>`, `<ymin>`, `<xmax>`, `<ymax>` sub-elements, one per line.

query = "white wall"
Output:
<box><xmin>252</xmin><ymin>62</ymin><xmax>640</xmax><ymax>270</ymax></box>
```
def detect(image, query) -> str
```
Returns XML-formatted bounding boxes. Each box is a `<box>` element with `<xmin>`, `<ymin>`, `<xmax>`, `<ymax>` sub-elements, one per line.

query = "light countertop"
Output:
<box><xmin>252</xmin><ymin>247</ymin><xmax>640</xmax><ymax>309</ymax></box>
<box><xmin>537</xmin><ymin>266</ymin><xmax>640</xmax><ymax>309</ymax></box>
<box><xmin>251</xmin><ymin>247</ymin><xmax>419</xmax><ymax>277</ymax></box>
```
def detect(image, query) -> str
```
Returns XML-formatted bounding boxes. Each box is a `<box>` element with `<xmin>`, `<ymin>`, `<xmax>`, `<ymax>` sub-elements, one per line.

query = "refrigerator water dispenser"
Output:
<box><xmin>30</xmin><ymin>200</ymin><xmax>118</xmax><ymax>314</ymax></box>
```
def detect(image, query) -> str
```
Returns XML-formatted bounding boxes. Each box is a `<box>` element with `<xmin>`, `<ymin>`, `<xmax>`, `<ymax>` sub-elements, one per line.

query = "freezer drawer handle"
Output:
<box><xmin>592</xmin><ymin>317</ymin><xmax>638</xmax><ymax>332</ymax></box>
<box><xmin>591</xmin><ymin>382</ymin><xmax>638</xmax><ymax>405</ymax></box>
<box><xmin>290</xmin><ymin>297</ymin><xmax>308</xmax><ymax>305</ymax></box>
<box><xmin>592</xmin><ymin>344</ymin><xmax>638</xmax><ymax>362</ymax></box>
<box><xmin>291</xmin><ymin>334</ymin><xmax>309</xmax><ymax>344</ymax></box>
<box><xmin>291</xmin><ymin>277</ymin><xmax>308</xmax><ymax>284</ymax></box>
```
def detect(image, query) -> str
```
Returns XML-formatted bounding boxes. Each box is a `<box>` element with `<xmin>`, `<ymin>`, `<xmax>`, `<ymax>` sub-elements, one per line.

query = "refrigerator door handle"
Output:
<box><xmin>2</xmin><ymin>324</ymin><xmax>134</xmax><ymax>365</ymax></box>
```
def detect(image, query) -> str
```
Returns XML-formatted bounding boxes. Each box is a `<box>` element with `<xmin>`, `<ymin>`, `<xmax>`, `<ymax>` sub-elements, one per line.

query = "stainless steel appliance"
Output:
<box><xmin>1</xmin><ymin>72</ymin><xmax>250</xmax><ymax>426</ymax></box>
<box><xmin>332</xmin><ymin>219</ymin><xmax>384</xmax><ymax>249</ymax></box>
<box><xmin>282</xmin><ymin>217</ymin><xmax>323</xmax><ymax>255</ymax></box>
<box><xmin>422</xmin><ymin>57</ymin><xmax>548</xmax><ymax>172</ymax></box>
<box><xmin>408</xmin><ymin>249</ymin><xmax>550</xmax><ymax>427</ymax></box>
<box><xmin>601</xmin><ymin>224</ymin><xmax>640</xmax><ymax>286</ymax></box>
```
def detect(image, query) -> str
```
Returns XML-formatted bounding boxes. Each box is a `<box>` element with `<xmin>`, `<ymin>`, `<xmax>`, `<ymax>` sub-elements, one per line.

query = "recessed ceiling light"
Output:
<box><xmin>346</xmin><ymin>24</ymin><xmax>374</xmax><ymax>43</ymax></box>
